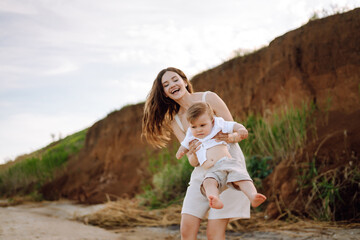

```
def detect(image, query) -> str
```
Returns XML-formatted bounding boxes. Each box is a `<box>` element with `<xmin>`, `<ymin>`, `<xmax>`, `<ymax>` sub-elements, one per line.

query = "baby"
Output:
<box><xmin>176</xmin><ymin>102</ymin><xmax>266</xmax><ymax>209</ymax></box>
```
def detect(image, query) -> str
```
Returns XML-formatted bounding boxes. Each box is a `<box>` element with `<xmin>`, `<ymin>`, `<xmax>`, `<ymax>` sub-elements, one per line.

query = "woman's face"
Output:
<box><xmin>161</xmin><ymin>71</ymin><xmax>188</xmax><ymax>100</ymax></box>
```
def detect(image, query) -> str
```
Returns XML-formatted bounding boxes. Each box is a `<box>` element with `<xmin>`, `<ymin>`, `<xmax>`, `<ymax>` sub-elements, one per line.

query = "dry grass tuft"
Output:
<box><xmin>228</xmin><ymin>212</ymin><xmax>360</xmax><ymax>232</ymax></box>
<box><xmin>80</xmin><ymin>198</ymin><xmax>182</xmax><ymax>229</ymax></box>
<box><xmin>79</xmin><ymin>198</ymin><xmax>360</xmax><ymax>232</ymax></box>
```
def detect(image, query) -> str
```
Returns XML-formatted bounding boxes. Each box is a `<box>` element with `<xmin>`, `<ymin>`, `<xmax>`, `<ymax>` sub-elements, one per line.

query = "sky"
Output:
<box><xmin>0</xmin><ymin>0</ymin><xmax>359</xmax><ymax>164</ymax></box>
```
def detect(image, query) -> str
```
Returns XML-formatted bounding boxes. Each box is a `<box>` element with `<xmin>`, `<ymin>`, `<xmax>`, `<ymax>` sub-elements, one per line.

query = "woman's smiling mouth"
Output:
<box><xmin>171</xmin><ymin>88</ymin><xmax>180</xmax><ymax>94</ymax></box>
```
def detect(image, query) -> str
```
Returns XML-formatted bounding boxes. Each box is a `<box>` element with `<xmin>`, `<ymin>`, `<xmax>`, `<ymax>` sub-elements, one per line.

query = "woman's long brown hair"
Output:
<box><xmin>142</xmin><ymin>67</ymin><xmax>193</xmax><ymax>148</ymax></box>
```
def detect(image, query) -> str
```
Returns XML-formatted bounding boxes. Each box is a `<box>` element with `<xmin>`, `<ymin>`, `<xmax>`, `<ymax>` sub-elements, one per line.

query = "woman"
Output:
<box><xmin>142</xmin><ymin>67</ymin><xmax>251</xmax><ymax>240</ymax></box>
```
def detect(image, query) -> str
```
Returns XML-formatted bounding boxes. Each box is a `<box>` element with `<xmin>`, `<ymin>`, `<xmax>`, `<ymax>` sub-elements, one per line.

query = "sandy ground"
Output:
<box><xmin>0</xmin><ymin>200</ymin><xmax>179</xmax><ymax>240</ymax></box>
<box><xmin>0</xmin><ymin>200</ymin><xmax>359</xmax><ymax>240</ymax></box>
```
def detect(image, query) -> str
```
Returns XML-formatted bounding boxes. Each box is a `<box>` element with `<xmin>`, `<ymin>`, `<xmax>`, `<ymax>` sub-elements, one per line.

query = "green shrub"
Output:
<box><xmin>240</xmin><ymin>102</ymin><xmax>314</xmax><ymax>168</ymax></box>
<box><xmin>138</xmin><ymin>145</ymin><xmax>192</xmax><ymax>209</ymax></box>
<box><xmin>0</xmin><ymin>129</ymin><xmax>87</xmax><ymax>197</ymax></box>
<box><xmin>298</xmin><ymin>159</ymin><xmax>359</xmax><ymax>221</ymax></box>
<box><xmin>246</xmin><ymin>155</ymin><xmax>273</xmax><ymax>189</ymax></box>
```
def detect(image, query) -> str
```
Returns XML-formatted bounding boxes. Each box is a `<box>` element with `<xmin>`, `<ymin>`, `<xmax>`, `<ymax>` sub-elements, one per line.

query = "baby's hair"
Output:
<box><xmin>186</xmin><ymin>102</ymin><xmax>214</xmax><ymax>123</ymax></box>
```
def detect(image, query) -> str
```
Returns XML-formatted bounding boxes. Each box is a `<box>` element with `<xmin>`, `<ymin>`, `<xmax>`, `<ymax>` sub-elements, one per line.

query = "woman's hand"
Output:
<box><xmin>213</xmin><ymin>129</ymin><xmax>248</xmax><ymax>143</ymax></box>
<box><xmin>186</xmin><ymin>139</ymin><xmax>201</xmax><ymax>167</ymax></box>
<box><xmin>228</xmin><ymin>130</ymin><xmax>248</xmax><ymax>143</ymax></box>
<box><xmin>188</xmin><ymin>139</ymin><xmax>201</xmax><ymax>154</ymax></box>
<box><xmin>213</xmin><ymin>131</ymin><xmax>231</xmax><ymax>143</ymax></box>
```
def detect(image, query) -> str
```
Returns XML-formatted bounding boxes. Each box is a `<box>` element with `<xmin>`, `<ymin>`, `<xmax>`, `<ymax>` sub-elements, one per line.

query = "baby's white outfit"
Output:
<box><xmin>176</xmin><ymin>91</ymin><xmax>251</xmax><ymax>220</ymax></box>
<box><xmin>180</xmin><ymin>116</ymin><xmax>235</xmax><ymax>165</ymax></box>
<box><xmin>180</xmin><ymin>116</ymin><xmax>252</xmax><ymax>196</ymax></box>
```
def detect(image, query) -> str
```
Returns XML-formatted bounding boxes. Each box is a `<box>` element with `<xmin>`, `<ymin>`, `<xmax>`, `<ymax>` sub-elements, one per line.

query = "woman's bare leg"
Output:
<box><xmin>234</xmin><ymin>180</ymin><xmax>266</xmax><ymax>207</ymax></box>
<box><xmin>207</xmin><ymin>218</ymin><xmax>229</xmax><ymax>240</ymax></box>
<box><xmin>180</xmin><ymin>214</ymin><xmax>201</xmax><ymax>240</ymax></box>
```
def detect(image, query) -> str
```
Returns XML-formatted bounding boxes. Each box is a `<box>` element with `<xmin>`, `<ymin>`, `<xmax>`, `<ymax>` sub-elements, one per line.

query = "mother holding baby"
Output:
<box><xmin>142</xmin><ymin>67</ymin><xmax>252</xmax><ymax>240</ymax></box>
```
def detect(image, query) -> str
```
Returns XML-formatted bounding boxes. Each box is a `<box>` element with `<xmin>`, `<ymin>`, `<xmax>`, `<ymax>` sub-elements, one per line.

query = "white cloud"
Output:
<box><xmin>0</xmin><ymin>0</ymin><xmax>38</xmax><ymax>15</ymax></box>
<box><xmin>43</xmin><ymin>62</ymin><xmax>79</xmax><ymax>75</ymax></box>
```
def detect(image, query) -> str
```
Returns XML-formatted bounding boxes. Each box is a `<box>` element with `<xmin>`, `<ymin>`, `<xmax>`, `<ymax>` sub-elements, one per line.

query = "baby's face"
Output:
<box><xmin>189</xmin><ymin>113</ymin><xmax>213</xmax><ymax>139</ymax></box>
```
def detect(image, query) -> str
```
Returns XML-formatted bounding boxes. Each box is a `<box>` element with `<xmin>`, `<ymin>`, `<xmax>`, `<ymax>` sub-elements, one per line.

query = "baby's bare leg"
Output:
<box><xmin>202</xmin><ymin>178</ymin><xmax>224</xmax><ymax>209</ymax></box>
<box><xmin>234</xmin><ymin>180</ymin><xmax>266</xmax><ymax>207</ymax></box>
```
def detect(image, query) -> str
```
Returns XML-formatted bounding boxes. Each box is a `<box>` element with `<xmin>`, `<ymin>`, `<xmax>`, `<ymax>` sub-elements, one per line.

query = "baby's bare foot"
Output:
<box><xmin>251</xmin><ymin>193</ymin><xmax>267</xmax><ymax>207</ymax></box>
<box><xmin>208</xmin><ymin>195</ymin><xmax>224</xmax><ymax>209</ymax></box>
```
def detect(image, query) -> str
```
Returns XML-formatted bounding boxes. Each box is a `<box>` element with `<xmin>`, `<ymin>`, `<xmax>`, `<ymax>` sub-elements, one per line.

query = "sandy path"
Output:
<box><xmin>0</xmin><ymin>201</ymin><xmax>178</xmax><ymax>240</ymax></box>
<box><xmin>0</xmin><ymin>201</ymin><xmax>359</xmax><ymax>240</ymax></box>
<box><xmin>0</xmin><ymin>203</ymin><xmax>119</xmax><ymax>240</ymax></box>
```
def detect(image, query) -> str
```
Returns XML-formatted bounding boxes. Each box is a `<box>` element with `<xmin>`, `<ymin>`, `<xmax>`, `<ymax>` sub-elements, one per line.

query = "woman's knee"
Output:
<box><xmin>180</xmin><ymin>214</ymin><xmax>200</xmax><ymax>239</ymax></box>
<box><xmin>206</xmin><ymin>219</ymin><xmax>228</xmax><ymax>240</ymax></box>
<box><xmin>206</xmin><ymin>228</ymin><xmax>226</xmax><ymax>240</ymax></box>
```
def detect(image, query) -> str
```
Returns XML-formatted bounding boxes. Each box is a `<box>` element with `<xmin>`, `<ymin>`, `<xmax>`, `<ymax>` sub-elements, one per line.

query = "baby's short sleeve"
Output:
<box><xmin>216</xmin><ymin>117</ymin><xmax>235</xmax><ymax>134</ymax></box>
<box><xmin>223</xmin><ymin>120</ymin><xmax>235</xmax><ymax>133</ymax></box>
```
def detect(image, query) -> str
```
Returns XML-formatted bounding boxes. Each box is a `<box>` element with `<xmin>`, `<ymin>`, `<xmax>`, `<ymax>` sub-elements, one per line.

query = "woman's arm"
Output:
<box><xmin>205</xmin><ymin>91</ymin><xmax>234</xmax><ymax>121</ymax></box>
<box><xmin>206</xmin><ymin>91</ymin><xmax>242</xmax><ymax>143</ymax></box>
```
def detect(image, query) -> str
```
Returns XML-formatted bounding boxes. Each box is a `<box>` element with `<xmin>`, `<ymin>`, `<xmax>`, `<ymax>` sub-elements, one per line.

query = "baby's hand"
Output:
<box><xmin>176</xmin><ymin>146</ymin><xmax>189</xmax><ymax>159</ymax></box>
<box><xmin>176</xmin><ymin>150</ymin><xmax>185</xmax><ymax>159</ymax></box>
<box><xmin>238</xmin><ymin>129</ymin><xmax>248</xmax><ymax>140</ymax></box>
<box><xmin>227</xmin><ymin>132</ymin><xmax>237</xmax><ymax>143</ymax></box>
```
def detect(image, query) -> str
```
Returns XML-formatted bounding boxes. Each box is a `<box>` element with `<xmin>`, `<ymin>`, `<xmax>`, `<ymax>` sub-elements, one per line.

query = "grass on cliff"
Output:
<box><xmin>241</xmin><ymin>103</ymin><xmax>315</xmax><ymax>166</ymax></box>
<box><xmin>138</xmin><ymin>103</ymin><xmax>314</xmax><ymax>209</ymax></box>
<box><xmin>0</xmin><ymin>129</ymin><xmax>87</xmax><ymax>200</ymax></box>
<box><xmin>296</xmin><ymin>158</ymin><xmax>360</xmax><ymax>221</ymax></box>
<box><xmin>138</xmin><ymin>144</ymin><xmax>193</xmax><ymax>209</ymax></box>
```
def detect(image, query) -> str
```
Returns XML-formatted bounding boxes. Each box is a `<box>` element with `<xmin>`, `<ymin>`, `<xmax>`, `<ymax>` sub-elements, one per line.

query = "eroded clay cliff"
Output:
<box><xmin>42</xmin><ymin>9</ymin><xmax>360</xmax><ymax>207</ymax></box>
